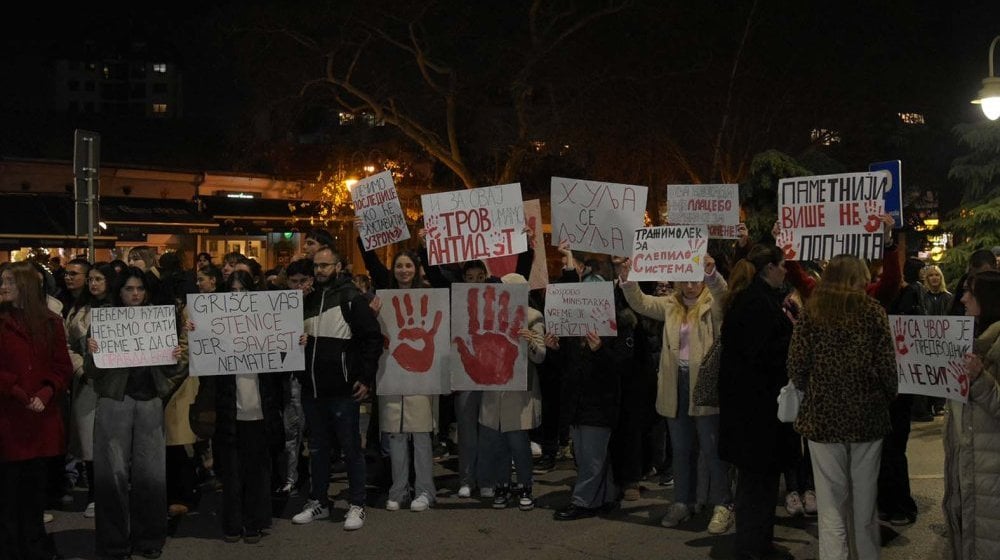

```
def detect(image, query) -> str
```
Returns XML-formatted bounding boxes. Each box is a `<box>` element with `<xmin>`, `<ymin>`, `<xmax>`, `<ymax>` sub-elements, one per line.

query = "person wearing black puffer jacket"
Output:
<box><xmin>291</xmin><ymin>247</ymin><xmax>383</xmax><ymax>531</ymax></box>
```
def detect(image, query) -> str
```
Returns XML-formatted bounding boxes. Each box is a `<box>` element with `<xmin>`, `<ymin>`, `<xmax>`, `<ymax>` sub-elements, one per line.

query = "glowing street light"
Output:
<box><xmin>972</xmin><ymin>35</ymin><xmax>1000</xmax><ymax>120</ymax></box>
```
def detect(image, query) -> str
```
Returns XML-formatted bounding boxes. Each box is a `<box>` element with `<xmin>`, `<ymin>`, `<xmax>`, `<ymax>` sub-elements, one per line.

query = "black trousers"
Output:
<box><xmin>165</xmin><ymin>445</ymin><xmax>199</xmax><ymax>509</ymax></box>
<box><xmin>877</xmin><ymin>395</ymin><xmax>917</xmax><ymax>519</ymax></box>
<box><xmin>216</xmin><ymin>421</ymin><xmax>272</xmax><ymax>536</ymax></box>
<box><xmin>734</xmin><ymin>467</ymin><xmax>780</xmax><ymax>557</ymax></box>
<box><xmin>0</xmin><ymin>458</ymin><xmax>56</xmax><ymax>560</ymax></box>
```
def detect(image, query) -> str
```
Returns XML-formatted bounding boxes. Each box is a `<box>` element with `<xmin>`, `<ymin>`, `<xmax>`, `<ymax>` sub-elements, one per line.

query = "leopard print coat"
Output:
<box><xmin>787</xmin><ymin>297</ymin><xmax>897</xmax><ymax>443</ymax></box>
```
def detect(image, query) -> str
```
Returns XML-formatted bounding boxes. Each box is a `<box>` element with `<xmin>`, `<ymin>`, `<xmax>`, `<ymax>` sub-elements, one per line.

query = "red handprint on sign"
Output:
<box><xmin>390</xmin><ymin>293</ymin><xmax>443</xmax><ymax>373</ymax></box>
<box><xmin>687</xmin><ymin>237</ymin><xmax>707</xmax><ymax>252</ymax></box>
<box><xmin>863</xmin><ymin>200</ymin><xmax>882</xmax><ymax>233</ymax></box>
<box><xmin>424</xmin><ymin>215</ymin><xmax>443</xmax><ymax>241</ymax></box>
<box><xmin>893</xmin><ymin>317</ymin><xmax>909</xmax><ymax>356</ymax></box>
<box><xmin>454</xmin><ymin>285</ymin><xmax>526</xmax><ymax>385</ymax></box>
<box><xmin>775</xmin><ymin>228</ymin><xmax>796</xmax><ymax>260</ymax></box>
<box><xmin>947</xmin><ymin>359</ymin><xmax>969</xmax><ymax>398</ymax></box>
<box><xmin>589</xmin><ymin>301</ymin><xmax>618</xmax><ymax>333</ymax></box>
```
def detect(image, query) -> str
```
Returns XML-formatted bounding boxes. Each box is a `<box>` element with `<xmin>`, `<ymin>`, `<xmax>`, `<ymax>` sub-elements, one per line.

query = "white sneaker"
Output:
<box><xmin>84</xmin><ymin>502</ymin><xmax>95</xmax><ymax>518</ymax></box>
<box><xmin>457</xmin><ymin>485</ymin><xmax>472</xmax><ymax>498</ymax></box>
<box><xmin>480</xmin><ymin>487</ymin><xmax>495</xmax><ymax>498</ymax></box>
<box><xmin>386</xmin><ymin>499</ymin><xmax>401</xmax><ymax>511</ymax></box>
<box><xmin>707</xmin><ymin>504</ymin><xmax>735</xmax><ymax>534</ymax></box>
<box><xmin>292</xmin><ymin>500</ymin><xmax>329</xmax><ymax>524</ymax></box>
<box><xmin>410</xmin><ymin>493</ymin><xmax>431</xmax><ymax>512</ymax></box>
<box><xmin>785</xmin><ymin>491</ymin><xmax>805</xmax><ymax>516</ymax></box>
<box><xmin>660</xmin><ymin>502</ymin><xmax>691</xmax><ymax>528</ymax></box>
<box><xmin>343</xmin><ymin>505</ymin><xmax>365</xmax><ymax>531</ymax></box>
<box><xmin>530</xmin><ymin>441</ymin><xmax>542</xmax><ymax>458</ymax></box>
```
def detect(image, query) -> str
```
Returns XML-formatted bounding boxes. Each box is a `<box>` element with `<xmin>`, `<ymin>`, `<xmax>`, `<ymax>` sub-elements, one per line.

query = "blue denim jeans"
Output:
<box><xmin>667</xmin><ymin>366</ymin><xmax>732</xmax><ymax>507</ymax></box>
<box><xmin>477</xmin><ymin>425</ymin><xmax>533</xmax><ymax>489</ymax></box>
<box><xmin>569</xmin><ymin>425</ymin><xmax>618</xmax><ymax>509</ymax></box>
<box><xmin>303</xmin><ymin>396</ymin><xmax>366</xmax><ymax>507</ymax></box>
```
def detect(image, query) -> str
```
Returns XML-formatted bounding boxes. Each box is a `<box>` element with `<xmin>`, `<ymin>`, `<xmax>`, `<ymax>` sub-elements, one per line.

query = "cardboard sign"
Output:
<box><xmin>352</xmin><ymin>170</ymin><xmax>410</xmax><ymax>250</ymax></box>
<box><xmin>186</xmin><ymin>290</ymin><xmax>305</xmax><ymax>376</ymax></box>
<box><xmin>551</xmin><ymin>177</ymin><xmax>648</xmax><ymax>257</ymax></box>
<box><xmin>376</xmin><ymin>289</ymin><xmax>451</xmax><ymax>396</ymax></box>
<box><xmin>91</xmin><ymin>305</ymin><xmax>178</xmax><ymax>368</ymax></box>
<box><xmin>524</xmin><ymin>199</ymin><xmax>549</xmax><ymax>290</ymax></box>
<box><xmin>667</xmin><ymin>184</ymin><xmax>740</xmax><ymax>238</ymax></box>
<box><xmin>890</xmin><ymin>314</ymin><xmax>974</xmax><ymax>402</ymax></box>
<box><xmin>450</xmin><ymin>283</ymin><xmax>528</xmax><ymax>391</ymax></box>
<box><xmin>421</xmin><ymin>183</ymin><xmax>527</xmax><ymax>266</ymax></box>
<box><xmin>629</xmin><ymin>225</ymin><xmax>708</xmax><ymax>282</ymax></box>
<box><xmin>544</xmin><ymin>282</ymin><xmax>617</xmax><ymax>337</ymax></box>
<box><xmin>776</xmin><ymin>171</ymin><xmax>890</xmax><ymax>261</ymax></box>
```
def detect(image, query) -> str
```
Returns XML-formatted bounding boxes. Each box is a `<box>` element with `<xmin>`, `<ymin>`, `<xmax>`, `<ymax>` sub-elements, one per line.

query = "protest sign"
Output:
<box><xmin>524</xmin><ymin>199</ymin><xmax>549</xmax><ymax>290</ymax></box>
<box><xmin>776</xmin><ymin>171</ymin><xmax>890</xmax><ymax>261</ymax></box>
<box><xmin>186</xmin><ymin>290</ymin><xmax>305</xmax><ymax>376</ymax></box>
<box><xmin>352</xmin><ymin>170</ymin><xmax>410</xmax><ymax>250</ymax></box>
<box><xmin>91</xmin><ymin>305</ymin><xmax>178</xmax><ymax>368</ymax></box>
<box><xmin>667</xmin><ymin>184</ymin><xmax>740</xmax><ymax>239</ymax></box>
<box><xmin>551</xmin><ymin>177</ymin><xmax>648</xmax><ymax>257</ymax></box>
<box><xmin>450</xmin><ymin>283</ymin><xmax>528</xmax><ymax>391</ymax></box>
<box><xmin>544</xmin><ymin>282</ymin><xmax>617</xmax><ymax>337</ymax></box>
<box><xmin>421</xmin><ymin>183</ymin><xmax>527</xmax><ymax>266</ymax></box>
<box><xmin>376</xmin><ymin>289</ymin><xmax>451</xmax><ymax>396</ymax></box>
<box><xmin>629</xmin><ymin>225</ymin><xmax>708</xmax><ymax>282</ymax></box>
<box><xmin>890</xmin><ymin>314</ymin><xmax>974</xmax><ymax>402</ymax></box>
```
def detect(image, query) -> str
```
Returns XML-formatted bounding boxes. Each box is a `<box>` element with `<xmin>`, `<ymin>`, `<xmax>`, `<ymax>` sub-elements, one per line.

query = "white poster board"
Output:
<box><xmin>890</xmin><ymin>315</ymin><xmax>974</xmax><ymax>402</ymax></box>
<box><xmin>376</xmin><ymin>289</ymin><xmax>451</xmax><ymax>396</ymax></box>
<box><xmin>421</xmin><ymin>183</ymin><xmax>527</xmax><ymax>266</ymax></box>
<box><xmin>550</xmin><ymin>177</ymin><xmax>648</xmax><ymax>257</ymax></box>
<box><xmin>667</xmin><ymin>184</ymin><xmax>740</xmax><ymax>239</ymax></box>
<box><xmin>352</xmin><ymin>170</ymin><xmax>410</xmax><ymax>250</ymax></box>
<box><xmin>629</xmin><ymin>225</ymin><xmax>708</xmax><ymax>282</ymax></box>
<box><xmin>450</xmin><ymin>283</ymin><xmax>528</xmax><ymax>391</ymax></box>
<box><xmin>524</xmin><ymin>198</ymin><xmax>549</xmax><ymax>290</ymax></box>
<box><xmin>544</xmin><ymin>282</ymin><xmax>617</xmax><ymax>337</ymax></box>
<box><xmin>91</xmin><ymin>305</ymin><xmax>178</xmax><ymax>368</ymax></box>
<box><xmin>776</xmin><ymin>171</ymin><xmax>889</xmax><ymax>261</ymax></box>
<box><xmin>186</xmin><ymin>290</ymin><xmax>305</xmax><ymax>376</ymax></box>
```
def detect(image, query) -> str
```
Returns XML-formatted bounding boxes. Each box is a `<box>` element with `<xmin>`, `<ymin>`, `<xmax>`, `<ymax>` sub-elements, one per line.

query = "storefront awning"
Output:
<box><xmin>101</xmin><ymin>197</ymin><xmax>218</xmax><ymax>235</ymax></box>
<box><xmin>199</xmin><ymin>196</ymin><xmax>334</xmax><ymax>235</ymax></box>
<box><xmin>0</xmin><ymin>193</ymin><xmax>117</xmax><ymax>249</ymax></box>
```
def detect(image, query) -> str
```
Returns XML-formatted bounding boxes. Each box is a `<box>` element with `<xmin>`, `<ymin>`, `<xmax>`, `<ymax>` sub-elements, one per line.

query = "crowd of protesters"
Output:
<box><xmin>1</xmin><ymin>218</ymin><xmax>997</xmax><ymax>560</ymax></box>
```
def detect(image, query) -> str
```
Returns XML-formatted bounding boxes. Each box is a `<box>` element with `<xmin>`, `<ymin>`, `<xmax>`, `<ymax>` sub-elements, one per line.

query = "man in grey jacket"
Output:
<box><xmin>291</xmin><ymin>247</ymin><xmax>383</xmax><ymax>531</ymax></box>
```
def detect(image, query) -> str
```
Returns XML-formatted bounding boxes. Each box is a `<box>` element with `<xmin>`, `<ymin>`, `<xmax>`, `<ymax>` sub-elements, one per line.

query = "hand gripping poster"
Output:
<box><xmin>376</xmin><ymin>289</ymin><xmax>451</xmax><ymax>396</ymax></box>
<box><xmin>450</xmin><ymin>283</ymin><xmax>529</xmax><ymax>391</ymax></box>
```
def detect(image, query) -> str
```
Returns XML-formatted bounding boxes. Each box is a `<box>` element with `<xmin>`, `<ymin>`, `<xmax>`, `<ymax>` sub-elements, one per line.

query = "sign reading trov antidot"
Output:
<box><xmin>421</xmin><ymin>183</ymin><xmax>527</xmax><ymax>266</ymax></box>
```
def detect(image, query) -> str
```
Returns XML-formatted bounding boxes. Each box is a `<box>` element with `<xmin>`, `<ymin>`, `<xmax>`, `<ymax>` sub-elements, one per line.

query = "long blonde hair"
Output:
<box><xmin>804</xmin><ymin>254</ymin><xmax>871</xmax><ymax>323</ymax></box>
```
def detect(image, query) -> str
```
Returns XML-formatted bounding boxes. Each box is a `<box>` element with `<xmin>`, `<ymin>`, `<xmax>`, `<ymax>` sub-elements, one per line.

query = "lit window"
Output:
<box><xmin>531</xmin><ymin>140</ymin><xmax>546</xmax><ymax>152</ymax></box>
<box><xmin>338</xmin><ymin>111</ymin><xmax>355</xmax><ymax>125</ymax></box>
<box><xmin>810</xmin><ymin>128</ymin><xmax>841</xmax><ymax>146</ymax></box>
<box><xmin>898</xmin><ymin>112</ymin><xmax>925</xmax><ymax>125</ymax></box>
<box><xmin>152</xmin><ymin>103</ymin><xmax>168</xmax><ymax>113</ymax></box>
<box><xmin>362</xmin><ymin>112</ymin><xmax>384</xmax><ymax>127</ymax></box>
<box><xmin>153</xmin><ymin>63</ymin><xmax>167</xmax><ymax>73</ymax></box>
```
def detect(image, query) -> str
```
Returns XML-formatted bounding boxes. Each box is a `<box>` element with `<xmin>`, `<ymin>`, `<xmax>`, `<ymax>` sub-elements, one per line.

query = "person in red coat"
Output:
<box><xmin>0</xmin><ymin>261</ymin><xmax>73</xmax><ymax>560</ymax></box>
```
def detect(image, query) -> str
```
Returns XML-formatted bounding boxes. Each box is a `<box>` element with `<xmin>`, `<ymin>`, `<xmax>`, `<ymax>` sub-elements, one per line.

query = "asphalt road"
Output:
<box><xmin>47</xmin><ymin>417</ymin><xmax>949</xmax><ymax>560</ymax></box>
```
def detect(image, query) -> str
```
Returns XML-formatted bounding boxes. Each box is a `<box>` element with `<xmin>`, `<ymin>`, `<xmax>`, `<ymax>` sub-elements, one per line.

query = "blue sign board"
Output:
<box><xmin>869</xmin><ymin>160</ymin><xmax>902</xmax><ymax>229</ymax></box>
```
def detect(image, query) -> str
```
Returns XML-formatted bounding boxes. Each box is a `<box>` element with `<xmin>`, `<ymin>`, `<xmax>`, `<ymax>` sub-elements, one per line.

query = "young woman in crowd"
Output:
<box><xmin>718</xmin><ymin>244</ymin><xmax>798</xmax><ymax>560</ymax></box>
<box><xmin>0</xmin><ymin>261</ymin><xmax>74</xmax><ymax>560</ymax></box>
<box><xmin>786</xmin><ymin>254</ymin><xmax>897</xmax><ymax>560</ymax></box>
<box><xmin>362</xmin><ymin>245</ymin><xmax>439</xmax><ymax>512</ymax></box>
<box><xmin>66</xmin><ymin>263</ymin><xmax>118</xmax><ymax>519</ymax></box>
<box><xmin>943</xmin><ymin>269</ymin><xmax>1000</xmax><ymax>560</ymax></box>
<box><xmin>477</xmin><ymin>272</ymin><xmax>546</xmax><ymax>511</ymax></box>
<box><xmin>86</xmin><ymin>267</ymin><xmax>187</xmax><ymax>560</ymax></box>
<box><xmin>620</xmin><ymin>254</ymin><xmax>734</xmax><ymax>534</ymax></box>
<box><xmin>197</xmin><ymin>270</ymin><xmax>286</xmax><ymax>542</ymax></box>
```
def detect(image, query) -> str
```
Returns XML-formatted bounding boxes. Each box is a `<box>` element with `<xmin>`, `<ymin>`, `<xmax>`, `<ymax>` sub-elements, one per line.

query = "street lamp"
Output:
<box><xmin>972</xmin><ymin>35</ymin><xmax>1000</xmax><ymax>121</ymax></box>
